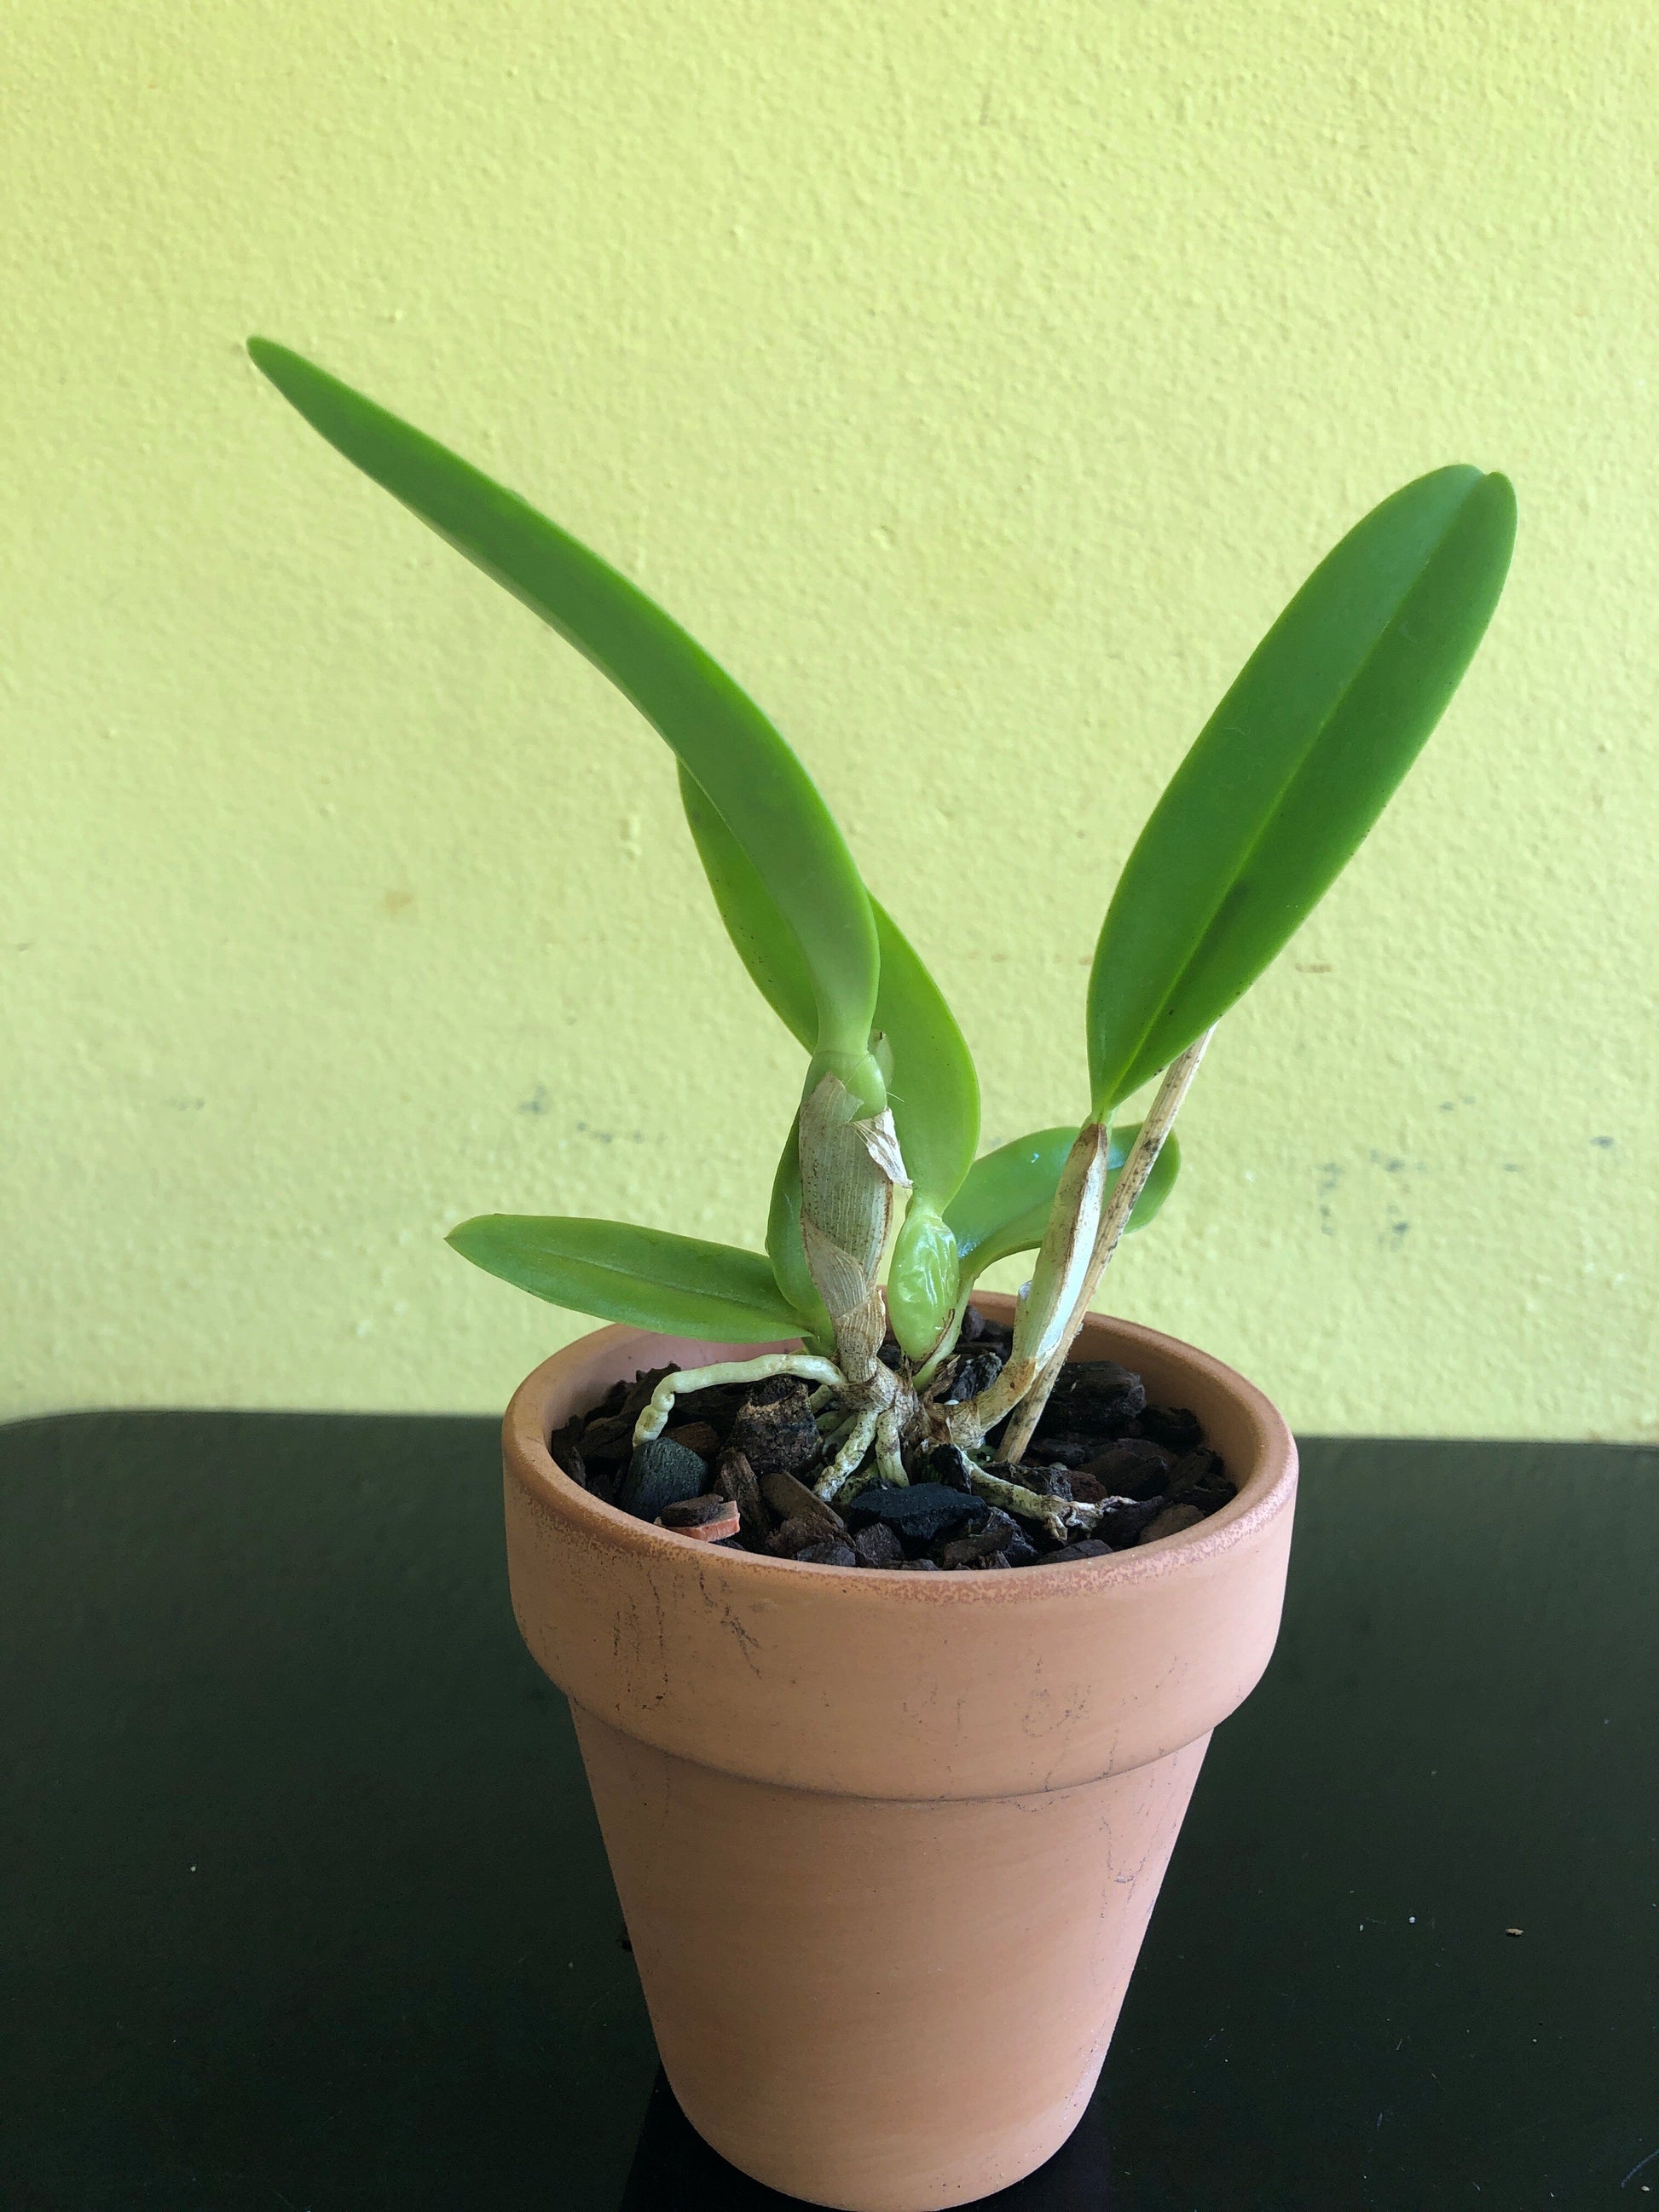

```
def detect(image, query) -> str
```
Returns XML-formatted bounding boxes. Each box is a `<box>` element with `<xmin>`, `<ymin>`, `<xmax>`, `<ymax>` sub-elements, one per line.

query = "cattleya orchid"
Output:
<box><xmin>249</xmin><ymin>338</ymin><xmax>1514</xmax><ymax>1533</ymax></box>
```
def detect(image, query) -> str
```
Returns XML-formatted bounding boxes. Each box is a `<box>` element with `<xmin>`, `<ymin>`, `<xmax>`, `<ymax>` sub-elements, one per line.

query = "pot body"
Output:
<box><xmin>503</xmin><ymin>1302</ymin><xmax>1297</xmax><ymax>2210</ymax></box>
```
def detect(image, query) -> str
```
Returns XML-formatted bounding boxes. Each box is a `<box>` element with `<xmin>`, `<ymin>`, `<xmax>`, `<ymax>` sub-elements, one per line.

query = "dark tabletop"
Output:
<box><xmin>2</xmin><ymin>1412</ymin><xmax>1654</xmax><ymax>2210</ymax></box>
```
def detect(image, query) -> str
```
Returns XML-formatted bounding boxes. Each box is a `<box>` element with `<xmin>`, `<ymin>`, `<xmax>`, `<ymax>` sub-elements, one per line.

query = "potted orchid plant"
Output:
<box><xmin>248</xmin><ymin>337</ymin><xmax>1513</xmax><ymax>2210</ymax></box>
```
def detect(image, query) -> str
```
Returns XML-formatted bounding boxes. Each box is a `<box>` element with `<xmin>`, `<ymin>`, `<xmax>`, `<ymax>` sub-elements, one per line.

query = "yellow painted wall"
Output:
<box><xmin>4</xmin><ymin>3</ymin><xmax>1655</xmax><ymax>1435</ymax></box>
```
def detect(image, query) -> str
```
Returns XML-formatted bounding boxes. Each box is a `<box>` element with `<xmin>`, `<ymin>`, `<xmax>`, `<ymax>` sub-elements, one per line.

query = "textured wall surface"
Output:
<box><xmin>4</xmin><ymin>2</ymin><xmax>1655</xmax><ymax>1434</ymax></box>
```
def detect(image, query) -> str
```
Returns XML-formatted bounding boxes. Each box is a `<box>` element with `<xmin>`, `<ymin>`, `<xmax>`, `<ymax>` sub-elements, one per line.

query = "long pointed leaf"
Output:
<box><xmin>873</xmin><ymin>903</ymin><xmax>980</xmax><ymax>1209</ymax></box>
<box><xmin>1089</xmin><ymin>467</ymin><xmax>1516</xmax><ymax>1111</ymax></box>
<box><xmin>447</xmin><ymin>1215</ymin><xmax>805</xmax><ymax>1343</ymax></box>
<box><xmin>676</xmin><ymin>765</ymin><xmax>979</xmax><ymax>1203</ymax></box>
<box><xmin>679</xmin><ymin>763</ymin><xmax>817</xmax><ymax>1048</ymax></box>
<box><xmin>945</xmin><ymin>1123</ymin><xmax>1180</xmax><ymax>1279</ymax></box>
<box><xmin>249</xmin><ymin>338</ymin><xmax>879</xmax><ymax>1069</ymax></box>
<box><xmin>876</xmin><ymin>905</ymin><xmax>982</xmax><ymax>1357</ymax></box>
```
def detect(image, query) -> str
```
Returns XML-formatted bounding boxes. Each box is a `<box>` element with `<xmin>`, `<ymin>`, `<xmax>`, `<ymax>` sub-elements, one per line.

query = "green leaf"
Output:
<box><xmin>248</xmin><ymin>338</ymin><xmax>879</xmax><ymax>1073</ymax></box>
<box><xmin>679</xmin><ymin>755</ymin><xmax>980</xmax><ymax>1362</ymax></box>
<box><xmin>447</xmin><ymin>1215</ymin><xmax>805</xmax><ymax>1343</ymax></box>
<box><xmin>680</xmin><ymin>764</ymin><xmax>980</xmax><ymax>1354</ymax></box>
<box><xmin>945</xmin><ymin>1123</ymin><xmax>1181</xmax><ymax>1280</ymax></box>
<box><xmin>676</xmin><ymin>766</ymin><xmax>979</xmax><ymax>1203</ymax></box>
<box><xmin>878</xmin><ymin>904</ymin><xmax>980</xmax><ymax>1355</ymax></box>
<box><xmin>1088</xmin><ymin>467</ymin><xmax>1517</xmax><ymax>1112</ymax></box>
<box><xmin>679</xmin><ymin>764</ymin><xmax>817</xmax><ymax>1048</ymax></box>
<box><xmin>874</xmin><ymin>903</ymin><xmax>980</xmax><ymax>1212</ymax></box>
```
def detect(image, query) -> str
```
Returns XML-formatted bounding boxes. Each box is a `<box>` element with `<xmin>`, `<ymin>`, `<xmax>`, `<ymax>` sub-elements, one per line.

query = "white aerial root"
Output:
<box><xmin>817</xmin><ymin>1408</ymin><xmax>861</xmax><ymax>1453</ymax></box>
<box><xmin>965</xmin><ymin>1464</ymin><xmax>1100</xmax><ymax>1544</ymax></box>
<box><xmin>874</xmin><ymin>1401</ymin><xmax>910</xmax><ymax>1489</ymax></box>
<box><xmin>628</xmin><ymin>1334</ymin><xmax>925</xmax><ymax>1508</ymax></box>
<box><xmin>632</xmin><ymin>1354</ymin><xmax>847</xmax><ymax>1446</ymax></box>
<box><xmin>813</xmin><ymin>1403</ymin><xmax>880</xmax><ymax>1500</ymax></box>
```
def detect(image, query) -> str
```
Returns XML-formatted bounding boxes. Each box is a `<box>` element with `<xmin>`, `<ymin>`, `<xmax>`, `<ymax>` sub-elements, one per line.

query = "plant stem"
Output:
<box><xmin>998</xmin><ymin>1027</ymin><xmax>1214</xmax><ymax>1464</ymax></box>
<box><xmin>943</xmin><ymin>1123</ymin><xmax>1113</xmax><ymax>1442</ymax></box>
<box><xmin>795</xmin><ymin>1072</ymin><xmax>907</xmax><ymax>1389</ymax></box>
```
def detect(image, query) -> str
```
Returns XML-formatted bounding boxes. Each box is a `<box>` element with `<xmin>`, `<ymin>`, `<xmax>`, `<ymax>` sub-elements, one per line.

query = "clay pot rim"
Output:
<box><xmin>506</xmin><ymin>1298</ymin><xmax>1297</xmax><ymax>1608</ymax></box>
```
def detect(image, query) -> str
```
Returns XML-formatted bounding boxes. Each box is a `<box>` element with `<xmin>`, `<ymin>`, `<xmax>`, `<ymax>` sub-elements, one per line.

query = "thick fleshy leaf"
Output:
<box><xmin>679</xmin><ymin>763</ymin><xmax>817</xmax><ymax>1048</ymax></box>
<box><xmin>447</xmin><ymin>1215</ymin><xmax>803</xmax><ymax>1342</ymax></box>
<box><xmin>1088</xmin><ymin>467</ymin><xmax>1517</xmax><ymax>1112</ymax></box>
<box><xmin>677</xmin><ymin>766</ymin><xmax>978</xmax><ymax>1203</ymax></box>
<box><xmin>248</xmin><ymin>339</ymin><xmax>879</xmax><ymax>1072</ymax></box>
<box><xmin>874</xmin><ymin>904</ymin><xmax>980</xmax><ymax>1210</ymax></box>
<box><xmin>879</xmin><ymin>898</ymin><xmax>981</xmax><ymax>1357</ymax></box>
<box><xmin>944</xmin><ymin>1123</ymin><xmax>1180</xmax><ymax>1280</ymax></box>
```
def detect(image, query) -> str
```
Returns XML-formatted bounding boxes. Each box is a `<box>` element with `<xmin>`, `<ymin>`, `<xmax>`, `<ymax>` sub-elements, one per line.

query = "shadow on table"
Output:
<box><xmin>620</xmin><ymin>2069</ymin><xmax>1118</xmax><ymax>2209</ymax></box>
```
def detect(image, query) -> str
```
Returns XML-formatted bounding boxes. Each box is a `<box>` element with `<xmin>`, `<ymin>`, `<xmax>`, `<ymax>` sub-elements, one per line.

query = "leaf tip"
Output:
<box><xmin>443</xmin><ymin>1214</ymin><xmax>492</xmax><ymax>1259</ymax></box>
<box><xmin>1480</xmin><ymin>467</ymin><xmax>1519</xmax><ymax>539</ymax></box>
<box><xmin>1442</xmin><ymin>462</ymin><xmax>1517</xmax><ymax>552</ymax></box>
<box><xmin>246</xmin><ymin>337</ymin><xmax>331</xmax><ymax>415</ymax></box>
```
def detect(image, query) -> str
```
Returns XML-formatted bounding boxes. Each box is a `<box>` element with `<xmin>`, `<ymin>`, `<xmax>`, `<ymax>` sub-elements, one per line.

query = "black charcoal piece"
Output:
<box><xmin>922</xmin><ymin>1444</ymin><xmax>976</xmax><ymax>1493</ymax></box>
<box><xmin>617</xmin><ymin>1437</ymin><xmax>708</xmax><ymax>1522</ymax></box>
<box><xmin>844</xmin><ymin>1483</ymin><xmax>990</xmax><ymax>1550</ymax></box>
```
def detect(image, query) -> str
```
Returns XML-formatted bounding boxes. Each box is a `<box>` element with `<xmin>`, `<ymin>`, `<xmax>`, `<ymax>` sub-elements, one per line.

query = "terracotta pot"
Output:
<box><xmin>502</xmin><ymin>1298</ymin><xmax>1297</xmax><ymax>2210</ymax></box>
